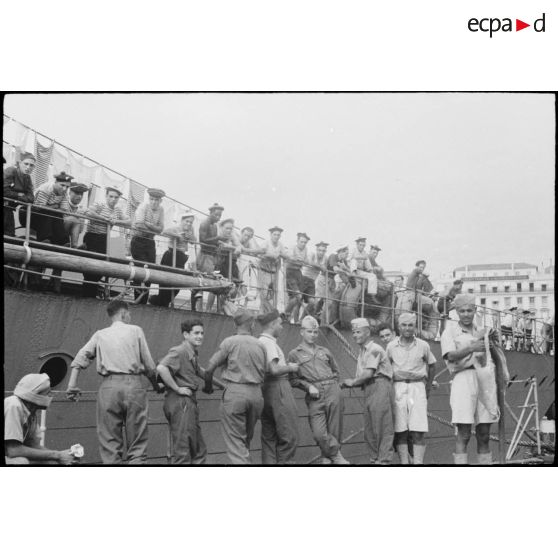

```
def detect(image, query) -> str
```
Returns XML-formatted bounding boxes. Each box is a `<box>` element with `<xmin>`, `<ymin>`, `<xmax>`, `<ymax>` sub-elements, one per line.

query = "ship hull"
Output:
<box><xmin>3</xmin><ymin>288</ymin><xmax>555</xmax><ymax>464</ymax></box>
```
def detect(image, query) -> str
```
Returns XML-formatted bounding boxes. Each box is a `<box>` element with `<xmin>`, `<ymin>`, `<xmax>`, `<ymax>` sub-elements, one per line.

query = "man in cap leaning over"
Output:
<box><xmin>257</xmin><ymin>309</ymin><xmax>300</xmax><ymax>464</ymax></box>
<box><xmin>342</xmin><ymin>317</ymin><xmax>395</xmax><ymax>465</ymax></box>
<box><xmin>61</xmin><ymin>183</ymin><xmax>89</xmax><ymax>248</ymax></box>
<box><xmin>288</xmin><ymin>316</ymin><xmax>349</xmax><ymax>464</ymax></box>
<box><xmin>130</xmin><ymin>188</ymin><xmax>166</xmax><ymax>303</ymax></box>
<box><xmin>386</xmin><ymin>313</ymin><xmax>437</xmax><ymax>465</ymax></box>
<box><xmin>203</xmin><ymin>310</ymin><xmax>267</xmax><ymax>464</ymax></box>
<box><xmin>5</xmin><ymin>374</ymin><xmax>77</xmax><ymax>465</ymax></box>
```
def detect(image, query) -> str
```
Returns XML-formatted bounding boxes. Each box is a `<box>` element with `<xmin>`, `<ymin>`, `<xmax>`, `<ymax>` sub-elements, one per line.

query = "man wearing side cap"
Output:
<box><xmin>82</xmin><ymin>186</ymin><xmax>131</xmax><ymax>298</ymax></box>
<box><xmin>440</xmin><ymin>293</ymin><xmax>498</xmax><ymax>465</ymax></box>
<box><xmin>349</xmin><ymin>237</ymin><xmax>377</xmax><ymax>295</ymax></box>
<box><xmin>66</xmin><ymin>299</ymin><xmax>159</xmax><ymax>464</ymax></box>
<box><xmin>342</xmin><ymin>317</ymin><xmax>394</xmax><ymax>465</ymax></box>
<box><xmin>3</xmin><ymin>151</ymin><xmax>35</xmax><ymax>236</ymax></box>
<box><xmin>203</xmin><ymin>310</ymin><xmax>266</xmax><ymax>464</ymax></box>
<box><xmin>386</xmin><ymin>313</ymin><xmax>437</xmax><ymax>465</ymax></box>
<box><xmin>61</xmin><ymin>183</ymin><xmax>89</xmax><ymax>248</ymax></box>
<box><xmin>131</xmin><ymin>188</ymin><xmax>166</xmax><ymax>303</ymax></box>
<box><xmin>150</xmin><ymin>211</ymin><xmax>197</xmax><ymax>307</ymax></box>
<box><xmin>257</xmin><ymin>309</ymin><xmax>300</xmax><ymax>464</ymax></box>
<box><xmin>4</xmin><ymin>373</ymin><xmax>77</xmax><ymax>465</ymax></box>
<box><xmin>288</xmin><ymin>316</ymin><xmax>349</xmax><ymax>464</ymax></box>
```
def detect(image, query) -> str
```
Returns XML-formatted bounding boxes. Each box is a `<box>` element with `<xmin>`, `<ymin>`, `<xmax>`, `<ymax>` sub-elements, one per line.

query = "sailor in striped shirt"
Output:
<box><xmin>130</xmin><ymin>188</ymin><xmax>165</xmax><ymax>303</ymax></box>
<box><xmin>81</xmin><ymin>186</ymin><xmax>130</xmax><ymax>298</ymax></box>
<box><xmin>60</xmin><ymin>183</ymin><xmax>89</xmax><ymax>248</ymax></box>
<box><xmin>31</xmin><ymin>171</ymin><xmax>73</xmax><ymax>244</ymax></box>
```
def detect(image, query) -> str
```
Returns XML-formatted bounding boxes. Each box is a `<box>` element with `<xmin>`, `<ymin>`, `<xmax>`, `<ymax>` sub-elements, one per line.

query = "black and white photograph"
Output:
<box><xmin>3</xmin><ymin>92</ymin><xmax>555</xmax><ymax>466</ymax></box>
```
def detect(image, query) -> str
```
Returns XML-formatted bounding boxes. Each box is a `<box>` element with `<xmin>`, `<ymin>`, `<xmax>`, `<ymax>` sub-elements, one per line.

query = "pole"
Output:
<box><xmin>532</xmin><ymin>378</ymin><xmax>541</xmax><ymax>455</ymax></box>
<box><xmin>360</xmin><ymin>277</ymin><xmax>365</xmax><ymax>318</ymax></box>
<box><xmin>324</xmin><ymin>269</ymin><xmax>330</xmax><ymax>325</ymax></box>
<box><xmin>23</xmin><ymin>203</ymin><xmax>32</xmax><ymax>289</ymax></box>
<box><xmin>391</xmin><ymin>283</ymin><xmax>396</xmax><ymax>330</ymax></box>
<box><xmin>170</xmin><ymin>237</ymin><xmax>177</xmax><ymax>309</ymax></box>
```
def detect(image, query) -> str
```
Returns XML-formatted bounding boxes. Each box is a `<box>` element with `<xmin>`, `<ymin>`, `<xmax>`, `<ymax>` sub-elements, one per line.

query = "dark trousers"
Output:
<box><xmin>149</xmin><ymin>248</ymin><xmax>188</xmax><ymax>307</ymax></box>
<box><xmin>220</xmin><ymin>383</ymin><xmax>264</xmax><ymax>464</ymax></box>
<box><xmin>28</xmin><ymin>206</ymin><xmax>66</xmax><ymax>244</ymax></box>
<box><xmin>4</xmin><ymin>206</ymin><xmax>15</xmax><ymax>236</ymax></box>
<box><xmin>306</xmin><ymin>382</ymin><xmax>344</xmax><ymax>459</ymax></box>
<box><xmin>163</xmin><ymin>391</ymin><xmax>207</xmax><ymax>464</ymax></box>
<box><xmin>82</xmin><ymin>232</ymin><xmax>108</xmax><ymax>298</ymax></box>
<box><xmin>363</xmin><ymin>377</ymin><xmax>395</xmax><ymax>464</ymax></box>
<box><xmin>97</xmin><ymin>375</ymin><xmax>148</xmax><ymax>464</ymax></box>
<box><xmin>261</xmin><ymin>379</ymin><xmax>299</xmax><ymax>464</ymax></box>
<box><xmin>131</xmin><ymin>235</ymin><xmax>156</xmax><ymax>304</ymax></box>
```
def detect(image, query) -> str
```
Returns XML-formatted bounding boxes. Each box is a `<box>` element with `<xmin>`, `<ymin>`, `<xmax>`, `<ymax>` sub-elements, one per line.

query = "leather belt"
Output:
<box><xmin>394</xmin><ymin>378</ymin><xmax>425</xmax><ymax>383</ymax></box>
<box><xmin>313</xmin><ymin>378</ymin><xmax>337</xmax><ymax>386</ymax></box>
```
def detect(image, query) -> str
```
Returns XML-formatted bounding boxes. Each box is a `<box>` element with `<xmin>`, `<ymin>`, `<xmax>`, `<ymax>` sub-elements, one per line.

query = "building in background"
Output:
<box><xmin>445</xmin><ymin>262</ymin><xmax>554</xmax><ymax>321</ymax></box>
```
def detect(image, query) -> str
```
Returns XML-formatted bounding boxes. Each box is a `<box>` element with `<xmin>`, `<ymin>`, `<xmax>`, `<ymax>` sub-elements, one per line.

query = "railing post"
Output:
<box><xmin>417</xmin><ymin>290</ymin><xmax>423</xmax><ymax>338</ymax></box>
<box><xmin>22</xmin><ymin>203</ymin><xmax>32</xmax><ymax>290</ymax></box>
<box><xmin>532</xmin><ymin>378</ymin><xmax>541</xmax><ymax>455</ymax></box>
<box><xmin>170</xmin><ymin>237</ymin><xmax>177</xmax><ymax>309</ymax></box>
<box><xmin>324</xmin><ymin>269</ymin><xmax>330</xmax><ymax>325</ymax></box>
<box><xmin>391</xmin><ymin>283</ymin><xmax>396</xmax><ymax>330</ymax></box>
<box><xmin>360</xmin><ymin>276</ymin><xmax>365</xmax><ymax>318</ymax></box>
<box><xmin>228</xmin><ymin>249</ymin><xmax>233</xmax><ymax>281</ymax></box>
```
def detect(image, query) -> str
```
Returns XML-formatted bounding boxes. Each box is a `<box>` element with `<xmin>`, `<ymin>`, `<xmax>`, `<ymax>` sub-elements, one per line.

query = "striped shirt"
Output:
<box><xmin>133</xmin><ymin>202</ymin><xmax>164</xmax><ymax>239</ymax></box>
<box><xmin>34</xmin><ymin>182</ymin><xmax>65</xmax><ymax>207</ymax></box>
<box><xmin>87</xmin><ymin>202</ymin><xmax>127</xmax><ymax>235</ymax></box>
<box><xmin>60</xmin><ymin>193</ymin><xmax>83</xmax><ymax>215</ymax></box>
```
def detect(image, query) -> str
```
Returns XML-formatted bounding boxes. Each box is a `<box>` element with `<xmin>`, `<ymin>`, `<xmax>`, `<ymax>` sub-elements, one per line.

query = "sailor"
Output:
<box><xmin>288</xmin><ymin>316</ymin><xmax>349</xmax><ymax>464</ymax></box>
<box><xmin>257</xmin><ymin>309</ymin><xmax>300</xmax><ymax>464</ymax></box>
<box><xmin>130</xmin><ymin>187</ymin><xmax>166</xmax><ymax>303</ymax></box>
<box><xmin>32</xmin><ymin>171</ymin><xmax>74</xmax><ymax>245</ymax></box>
<box><xmin>368</xmin><ymin>244</ymin><xmax>385</xmax><ymax>280</ymax></box>
<box><xmin>198</xmin><ymin>202</ymin><xmax>224</xmax><ymax>274</ymax></box>
<box><xmin>440</xmin><ymin>293</ymin><xmax>498</xmax><ymax>465</ymax></box>
<box><xmin>61</xmin><ymin>182</ymin><xmax>89</xmax><ymax>248</ymax></box>
<box><xmin>236</xmin><ymin>226</ymin><xmax>261</xmax><ymax>303</ymax></box>
<box><xmin>342</xmin><ymin>317</ymin><xmax>394</xmax><ymax>465</ymax></box>
<box><xmin>4</xmin><ymin>373</ymin><xmax>77</xmax><ymax>465</ymax></box>
<box><xmin>284</xmin><ymin>232</ymin><xmax>313</xmax><ymax>323</ymax></box>
<box><xmin>150</xmin><ymin>211</ymin><xmax>197</xmax><ymax>307</ymax></box>
<box><xmin>349</xmin><ymin>237</ymin><xmax>378</xmax><ymax>295</ymax></box>
<box><xmin>157</xmin><ymin>319</ymin><xmax>207</xmax><ymax>464</ymax></box>
<box><xmin>256</xmin><ymin>226</ymin><xmax>289</xmax><ymax>312</ymax></box>
<box><xmin>386</xmin><ymin>313</ymin><xmax>437</xmax><ymax>465</ymax></box>
<box><xmin>3</xmin><ymin>151</ymin><xmax>35</xmax><ymax>236</ymax></box>
<box><xmin>82</xmin><ymin>186</ymin><xmax>131</xmax><ymax>298</ymax></box>
<box><xmin>66</xmin><ymin>299</ymin><xmax>160</xmax><ymax>464</ymax></box>
<box><xmin>323</xmin><ymin>246</ymin><xmax>351</xmax><ymax>324</ymax></box>
<box><xmin>310</xmin><ymin>241</ymin><xmax>330</xmax><ymax>319</ymax></box>
<box><xmin>203</xmin><ymin>310</ymin><xmax>266</xmax><ymax>464</ymax></box>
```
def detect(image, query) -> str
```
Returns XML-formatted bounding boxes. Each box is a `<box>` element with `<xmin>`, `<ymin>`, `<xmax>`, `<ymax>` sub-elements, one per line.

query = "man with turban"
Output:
<box><xmin>4</xmin><ymin>374</ymin><xmax>77</xmax><ymax>465</ymax></box>
<box><xmin>440</xmin><ymin>293</ymin><xmax>497</xmax><ymax>465</ymax></box>
<box><xmin>386</xmin><ymin>313</ymin><xmax>437</xmax><ymax>464</ymax></box>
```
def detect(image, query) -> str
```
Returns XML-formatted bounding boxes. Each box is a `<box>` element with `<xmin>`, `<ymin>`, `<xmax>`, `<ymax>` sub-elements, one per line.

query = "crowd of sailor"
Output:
<box><xmin>3</xmin><ymin>151</ymin><xmax>555</xmax><ymax>355</ymax></box>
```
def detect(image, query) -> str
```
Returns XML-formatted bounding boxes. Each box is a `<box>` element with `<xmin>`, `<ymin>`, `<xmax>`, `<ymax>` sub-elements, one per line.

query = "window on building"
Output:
<box><xmin>529</xmin><ymin>297</ymin><xmax>535</xmax><ymax>307</ymax></box>
<box><xmin>480</xmin><ymin>284</ymin><xmax>486</xmax><ymax>293</ymax></box>
<box><xmin>468</xmin><ymin>288</ymin><xmax>474</xmax><ymax>294</ymax></box>
<box><xmin>517</xmin><ymin>297</ymin><xmax>523</xmax><ymax>305</ymax></box>
<box><xmin>517</xmin><ymin>283</ymin><xmax>522</xmax><ymax>292</ymax></box>
<box><xmin>504</xmin><ymin>297</ymin><xmax>511</xmax><ymax>307</ymax></box>
<box><xmin>542</xmin><ymin>296</ymin><xmax>548</xmax><ymax>305</ymax></box>
<box><xmin>480</xmin><ymin>298</ymin><xmax>486</xmax><ymax>305</ymax></box>
<box><xmin>504</xmin><ymin>285</ymin><xmax>510</xmax><ymax>293</ymax></box>
<box><xmin>529</xmin><ymin>283</ymin><xmax>534</xmax><ymax>292</ymax></box>
<box><xmin>492</xmin><ymin>286</ymin><xmax>498</xmax><ymax>293</ymax></box>
<box><xmin>492</xmin><ymin>300</ymin><xmax>499</xmax><ymax>306</ymax></box>
<box><xmin>542</xmin><ymin>284</ymin><xmax>547</xmax><ymax>292</ymax></box>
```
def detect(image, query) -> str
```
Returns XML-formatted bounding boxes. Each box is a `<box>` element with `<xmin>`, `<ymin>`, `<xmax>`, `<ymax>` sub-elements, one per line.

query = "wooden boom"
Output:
<box><xmin>4</xmin><ymin>242</ymin><xmax>231</xmax><ymax>290</ymax></box>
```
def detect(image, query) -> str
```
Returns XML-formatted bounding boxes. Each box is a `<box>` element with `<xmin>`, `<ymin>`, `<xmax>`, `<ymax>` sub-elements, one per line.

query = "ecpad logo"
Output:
<box><xmin>468</xmin><ymin>13</ymin><xmax>546</xmax><ymax>37</ymax></box>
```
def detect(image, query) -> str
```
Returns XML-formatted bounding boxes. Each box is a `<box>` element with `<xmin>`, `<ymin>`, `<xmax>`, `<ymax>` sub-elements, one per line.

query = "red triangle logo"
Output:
<box><xmin>516</xmin><ymin>19</ymin><xmax>530</xmax><ymax>31</ymax></box>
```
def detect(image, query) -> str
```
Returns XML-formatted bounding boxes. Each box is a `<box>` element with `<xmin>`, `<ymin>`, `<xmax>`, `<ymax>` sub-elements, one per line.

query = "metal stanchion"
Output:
<box><xmin>360</xmin><ymin>277</ymin><xmax>365</xmax><ymax>318</ymax></box>
<box><xmin>23</xmin><ymin>203</ymin><xmax>32</xmax><ymax>290</ymax></box>
<box><xmin>324</xmin><ymin>269</ymin><xmax>330</xmax><ymax>325</ymax></box>
<box><xmin>171</xmin><ymin>237</ymin><xmax>177</xmax><ymax>309</ymax></box>
<box><xmin>391</xmin><ymin>283</ymin><xmax>396</xmax><ymax>330</ymax></box>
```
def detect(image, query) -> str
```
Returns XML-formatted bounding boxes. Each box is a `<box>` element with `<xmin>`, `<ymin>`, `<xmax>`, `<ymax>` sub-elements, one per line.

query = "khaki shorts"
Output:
<box><xmin>450</xmin><ymin>368</ymin><xmax>498</xmax><ymax>425</ymax></box>
<box><xmin>393</xmin><ymin>380</ymin><xmax>428</xmax><ymax>432</ymax></box>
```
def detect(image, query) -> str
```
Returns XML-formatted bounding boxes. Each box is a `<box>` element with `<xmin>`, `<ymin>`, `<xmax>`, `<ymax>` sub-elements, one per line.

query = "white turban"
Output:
<box><xmin>14</xmin><ymin>373</ymin><xmax>52</xmax><ymax>408</ymax></box>
<box><xmin>453</xmin><ymin>293</ymin><xmax>476</xmax><ymax>309</ymax></box>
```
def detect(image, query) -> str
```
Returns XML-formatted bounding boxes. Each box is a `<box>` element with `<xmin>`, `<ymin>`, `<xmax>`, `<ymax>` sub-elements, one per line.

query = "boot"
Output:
<box><xmin>331</xmin><ymin>452</ymin><xmax>350</xmax><ymax>465</ymax></box>
<box><xmin>396</xmin><ymin>445</ymin><xmax>410</xmax><ymax>464</ymax></box>
<box><xmin>413</xmin><ymin>445</ymin><xmax>426</xmax><ymax>465</ymax></box>
<box><xmin>320</xmin><ymin>457</ymin><xmax>332</xmax><ymax>465</ymax></box>
<box><xmin>477</xmin><ymin>452</ymin><xmax>493</xmax><ymax>465</ymax></box>
<box><xmin>453</xmin><ymin>453</ymin><xmax>468</xmax><ymax>465</ymax></box>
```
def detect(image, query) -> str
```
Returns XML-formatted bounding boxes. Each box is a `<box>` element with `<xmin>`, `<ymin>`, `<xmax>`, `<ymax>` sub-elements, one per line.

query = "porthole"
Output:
<box><xmin>39</xmin><ymin>356</ymin><xmax>68</xmax><ymax>388</ymax></box>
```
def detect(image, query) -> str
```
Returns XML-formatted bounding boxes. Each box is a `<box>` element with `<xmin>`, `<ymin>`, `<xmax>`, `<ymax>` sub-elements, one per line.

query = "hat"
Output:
<box><xmin>397</xmin><ymin>312</ymin><xmax>417</xmax><ymax>325</ymax></box>
<box><xmin>508</xmin><ymin>306</ymin><xmax>518</xmax><ymax>311</ymax></box>
<box><xmin>221</xmin><ymin>218</ymin><xmax>235</xmax><ymax>226</ymax></box>
<box><xmin>233</xmin><ymin>309</ymin><xmax>254</xmax><ymax>326</ymax></box>
<box><xmin>241</xmin><ymin>226</ymin><xmax>255</xmax><ymax>234</ymax></box>
<box><xmin>315</xmin><ymin>241</ymin><xmax>329</xmax><ymax>248</ymax></box>
<box><xmin>69</xmin><ymin>183</ymin><xmax>89</xmax><ymax>194</ymax></box>
<box><xmin>208</xmin><ymin>202</ymin><xmax>224</xmax><ymax>212</ymax></box>
<box><xmin>351</xmin><ymin>317</ymin><xmax>370</xmax><ymax>330</ymax></box>
<box><xmin>105</xmin><ymin>186</ymin><xmax>123</xmax><ymax>196</ymax></box>
<box><xmin>180</xmin><ymin>211</ymin><xmax>195</xmax><ymax>220</ymax></box>
<box><xmin>54</xmin><ymin>171</ymin><xmax>74</xmax><ymax>183</ymax></box>
<box><xmin>147</xmin><ymin>188</ymin><xmax>166</xmax><ymax>199</ymax></box>
<box><xmin>370</xmin><ymin>245</ymin><xmax>382</xmax><ymax>252</ymax></box>
<box><xmin>257</xmin><ymin>309</ymin><xmax>280</xmax><ymax>326</ymax></box>
<box><xmin>19</xmin><ymin>152</ymin><xmax>36</xmax><ymax>162</ymax></box>
<box><xmin>336</xmin><ymin>246</ymin><xmax>348</xmax><ymax>253</ymax></box>
<box><xmin>269</xmin><ymin>226</ymin><xmax>283</xmax><ymax>233</ymax></box>
<box><xmin>454</xmin><ymin>294</ymin><xmax>476</xmax><ymax>308</ymax></box>
<box><xmin>355</xmin><ymin>237</ymin><xmax>366</xmax><ymax>243</ymax></box>
<box><xmin>300</xmin><ymin>316</ymin><xmax>319</xmax><ymax>329</ymax></box>
<box><xmin>14</xmin><ymin>373</ymin><xmax>52</xmax><ymax>408</ymax></box>
<box><xmin>297</xmin><ymin>232</ymin><xmax>310</xmax><ymax>241</ymax></box>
